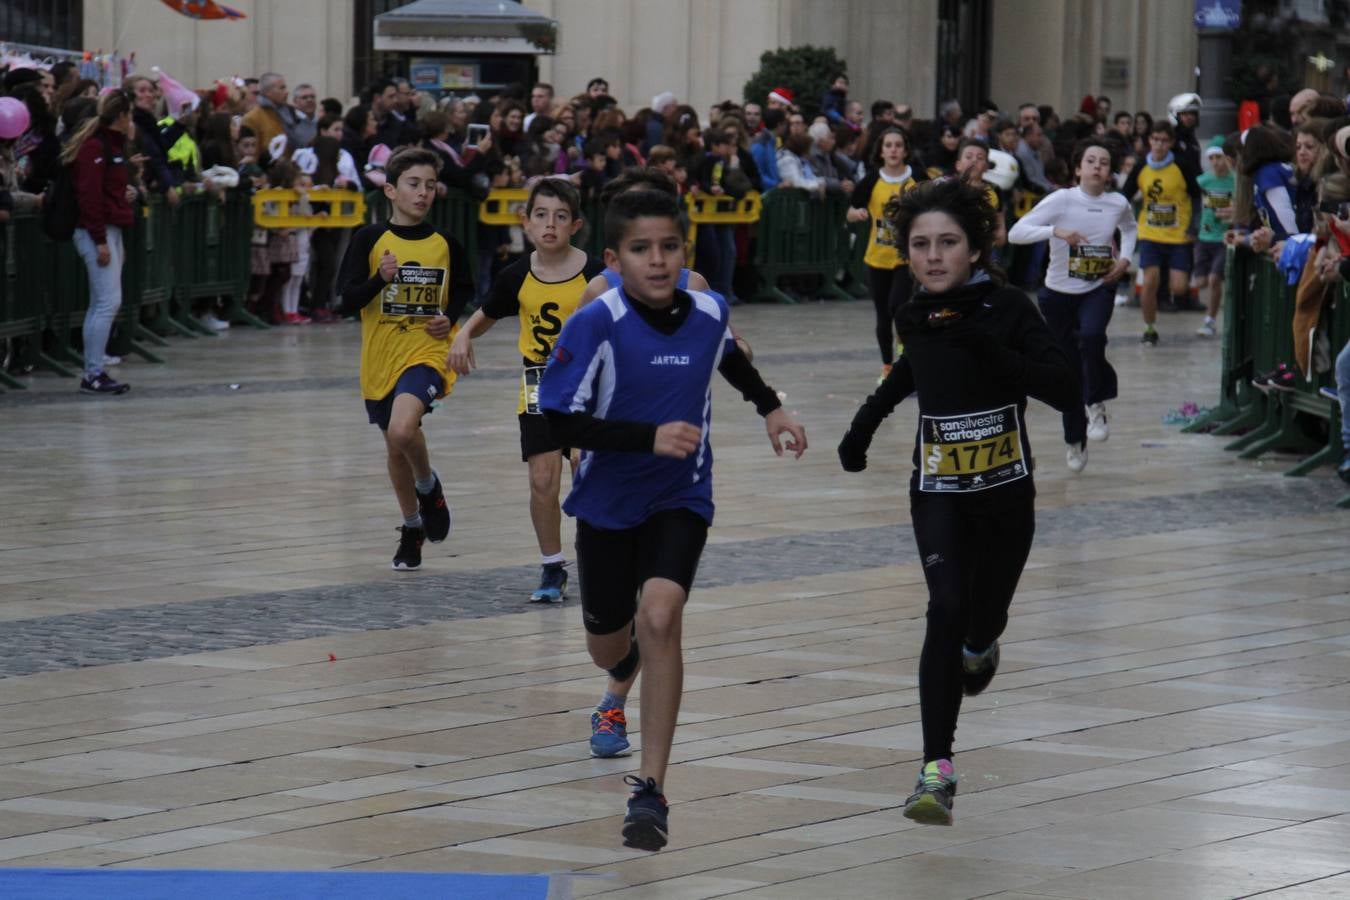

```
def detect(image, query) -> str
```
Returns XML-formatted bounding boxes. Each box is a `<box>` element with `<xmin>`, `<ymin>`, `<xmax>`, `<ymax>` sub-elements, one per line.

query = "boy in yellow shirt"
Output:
<box><xmin>338</xmin><ymin>148</ymin><xmax>473</xmax><ymax>570</ymax></box>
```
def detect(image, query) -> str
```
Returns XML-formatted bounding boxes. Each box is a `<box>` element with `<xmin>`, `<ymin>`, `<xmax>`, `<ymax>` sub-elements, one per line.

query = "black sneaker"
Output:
<box><xmin>391</xmin><ymin>525</ymin><xmax>424</xmax><ymax>571</ymax></box>
<box><xmin>530</xmin><ymin>562</ymin><xmax>568</xmax><ymax>603</ymax></box>
<box><xmin>416</xmin><ymin>472</ymin><xmax>451</xmax><ymax>543</ymax></box>
<box><xmin>962</xmin><ymin>640</ymin><xmax>1000</xmax><ymax>696</ymax></box>
<box><xmin>79</xmin><ymin>373</ymin><xmax>130</xmax><ymax>395</ymax></box>
<box><xmin>903</xmin><ymin>759</ymin><xmax>957</xmax><ymax>826</ymax></box>
<box><xmin>621</xmin><ymin>775</ymin><xmax>669</xmax><ymax>851</ymax></box>
<box><xmin>1139</xmin><ymin>328</ymin><xmax>1159</xmax><ymax>346</ymax></box>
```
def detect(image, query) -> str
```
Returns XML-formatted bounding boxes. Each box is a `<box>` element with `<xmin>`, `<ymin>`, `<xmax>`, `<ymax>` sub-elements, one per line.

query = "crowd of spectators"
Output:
<box><xmin>0</xmin><ymin>59</ymin><xmax>1347</xmax><ymax>467</ymax></box>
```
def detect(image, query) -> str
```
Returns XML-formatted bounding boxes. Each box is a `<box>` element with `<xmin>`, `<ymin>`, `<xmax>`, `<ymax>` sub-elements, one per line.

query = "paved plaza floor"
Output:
<box><xmin>0</xmin><ymin>297</ymin><xmax>1347</xmax><ymax>899</ymax></box>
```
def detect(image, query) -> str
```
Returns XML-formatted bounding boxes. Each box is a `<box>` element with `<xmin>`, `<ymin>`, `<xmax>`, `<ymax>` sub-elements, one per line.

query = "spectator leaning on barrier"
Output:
<box><xmin>124</xmin><ymin>74</ymin><xmax>180</xmax><ymax>201</ymax></box>
<box><xmin>777</xmin><ymin>131</ymin><xmax>823</xmax><ymax>195</ymax></box>
<box><xmin>10</xmin><ymin>83</ymin><xmax>59</xmax><ymax>195</ymax></box>
<box><xmin>751</xmin><ymin>107</ymin><xmax>784</xmax><ymax>189</ymax></box>
<box><xmin>66</xmin><ymin>88</ymin><xmax>138</xmax><ymax>396</ymax></box>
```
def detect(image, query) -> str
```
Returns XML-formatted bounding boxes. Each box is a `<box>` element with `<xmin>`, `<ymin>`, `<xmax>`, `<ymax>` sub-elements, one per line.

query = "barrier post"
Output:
<box><xmin>107</xmin><ymin>204</ymin><xmax>167</xmax><ymax>363</ymax></box>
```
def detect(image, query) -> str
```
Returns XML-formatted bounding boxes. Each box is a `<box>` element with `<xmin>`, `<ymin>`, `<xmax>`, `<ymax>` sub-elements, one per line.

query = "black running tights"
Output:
<box><xmin>867</xmin><ymin>265</ymin><xmax>899</xmax><ymax>365</ymax></box>
<box><xmin>910</xmin><ymin>489</ymin><xmax>1035</xmax><ymax>763</ymax></box>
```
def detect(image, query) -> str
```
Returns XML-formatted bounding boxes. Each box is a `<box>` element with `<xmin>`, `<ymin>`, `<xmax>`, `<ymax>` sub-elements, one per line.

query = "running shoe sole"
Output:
<box><xmin>530</xmin><ymin>588</ymin><xmax>566</xmax><ymax>603</ymax></box>
<box><xmin>590</xmin><ymin>743</ymin><xmax>631</xmax><ymax>758</ymax></box>
<box><xmin>903</xmin><ymin>793</ymin><xmax>953</xmax><ymax>826</ymax></box>
<box><xmin>391</xmin><ymin>561</ymin><xmax>421</xmax><ymax>572</ymax></box>
<box><xmin>622</xmin><ymin>814</ymin><xmax>668</xmax><ymax>851</ymax></box>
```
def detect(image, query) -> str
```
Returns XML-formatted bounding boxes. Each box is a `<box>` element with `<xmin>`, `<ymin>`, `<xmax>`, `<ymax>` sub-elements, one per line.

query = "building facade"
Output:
<box><xmin>78</xmin><ymin>0</ymin><xmax>1197</xmax><ymax>121</ymax></box>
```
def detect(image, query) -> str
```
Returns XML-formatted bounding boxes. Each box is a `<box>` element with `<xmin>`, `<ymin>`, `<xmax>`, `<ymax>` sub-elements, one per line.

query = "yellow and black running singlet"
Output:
<box><xmin>1135</xmin><ymin>162</ymin><xmax>1192</xmax><ymax>244</ymax></box>
<box><xmin>340</xmin><ymin>221</ymin><xmax>474</xmax><ymax>401</ymax></box>
<box><xmin>855</xmin><ymin>168</ymin><xmax>918</xmax><ymax>270</ymax></box>
<box><xmin>482</xmin><ymin>253</ymin><xmax>605</xmax><ymax>413</ymax></box>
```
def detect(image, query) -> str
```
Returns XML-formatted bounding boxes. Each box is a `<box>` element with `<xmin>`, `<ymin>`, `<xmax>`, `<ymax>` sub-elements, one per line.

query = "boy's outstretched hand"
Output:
<box><xmin>764</xmin><ymin>408</ymin><xmax>807</xmax><ymax>459</ymax></box>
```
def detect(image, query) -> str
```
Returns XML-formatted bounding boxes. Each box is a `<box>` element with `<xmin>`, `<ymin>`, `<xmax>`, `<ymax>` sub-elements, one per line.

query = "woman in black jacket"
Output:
<box><xmin>837</xmin><ymin>178</ymin><xmax>1079</xmax><ymax>827</ymax></box>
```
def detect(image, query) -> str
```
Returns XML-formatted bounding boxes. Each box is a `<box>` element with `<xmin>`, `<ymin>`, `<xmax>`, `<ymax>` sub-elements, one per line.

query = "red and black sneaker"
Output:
<box><xmin>1253</xmin><ymin>363</ymin><xmax>1296</xmax><ymax>394</ymax></box>
<box><xmin>416</xmin><ymin>471</ymin><xmax>452</xmax><ymax>543</ymax></box>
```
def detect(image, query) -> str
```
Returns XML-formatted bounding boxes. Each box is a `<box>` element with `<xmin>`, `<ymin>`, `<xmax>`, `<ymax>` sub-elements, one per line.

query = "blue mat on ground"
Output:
<box><xmin>0</xmin><ymin>868</ymin><xmax>552</xmax><ymax>899</ymax></box>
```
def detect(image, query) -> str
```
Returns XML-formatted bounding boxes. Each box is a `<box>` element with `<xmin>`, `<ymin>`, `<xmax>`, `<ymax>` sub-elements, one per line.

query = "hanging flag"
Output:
<box><xmin>159</xmin><ymin>0</ymin><xmax>247</xmax><ymax>21</ymax></box>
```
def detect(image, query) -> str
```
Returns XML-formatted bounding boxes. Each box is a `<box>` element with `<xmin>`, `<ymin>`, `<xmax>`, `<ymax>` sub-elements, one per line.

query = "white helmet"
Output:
<box><xmin>1167</xmin><ymin>92</ymin><xmax>1202</xmax><ymax>125</ymax></box>
<box><xmin>983</xmin><ymin>148</ymin><xmax>1020</xmax><ymax>192</ymax></box>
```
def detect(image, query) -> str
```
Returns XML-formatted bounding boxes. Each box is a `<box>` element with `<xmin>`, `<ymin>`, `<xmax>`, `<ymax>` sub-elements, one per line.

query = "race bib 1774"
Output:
<box><xmin>919</xmin><ymin>404</ymin><xmax>1028</xmax><ymax>493</ymax></box>
<box><xmin>1067</xmin><ymin>244</ymin><xmax>1114</xmax><ymax>280</ymax></box>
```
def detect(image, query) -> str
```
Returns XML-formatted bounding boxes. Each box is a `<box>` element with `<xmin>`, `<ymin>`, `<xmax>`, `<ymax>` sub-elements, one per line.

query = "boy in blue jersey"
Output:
<box><xmin>538</xmin><ymin>190</ymin><xmax>806</xmax><ymax>851</ymax></box>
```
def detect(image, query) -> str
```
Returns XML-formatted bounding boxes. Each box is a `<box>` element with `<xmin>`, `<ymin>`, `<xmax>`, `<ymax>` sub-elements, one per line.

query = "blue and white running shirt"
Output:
<box><xmin>538</xmin><ymin>287</ymin><xmax>735</xmax><ymax>529</ymax></box>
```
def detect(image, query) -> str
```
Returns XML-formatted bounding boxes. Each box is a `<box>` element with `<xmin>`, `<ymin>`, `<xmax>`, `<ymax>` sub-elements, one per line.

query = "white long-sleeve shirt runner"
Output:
<box><xmin>1008</xmin><ymin>187</ymin><xmax>1138</xmax><ymax>295</ymax></box>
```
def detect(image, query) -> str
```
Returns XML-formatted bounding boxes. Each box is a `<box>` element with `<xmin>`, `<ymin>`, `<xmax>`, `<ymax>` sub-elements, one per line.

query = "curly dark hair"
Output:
<box><xmin>885</xmin><ymin>177</ymin><xmax>1002</xmax><ymax>282</ymax></box>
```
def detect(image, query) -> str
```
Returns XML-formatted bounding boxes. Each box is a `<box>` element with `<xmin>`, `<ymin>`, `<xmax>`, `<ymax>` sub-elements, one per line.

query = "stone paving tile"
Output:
<box><xmin>0</xmin><ymin>480</ymin><xmax>1334</xmax><ymax>678</ymax></box>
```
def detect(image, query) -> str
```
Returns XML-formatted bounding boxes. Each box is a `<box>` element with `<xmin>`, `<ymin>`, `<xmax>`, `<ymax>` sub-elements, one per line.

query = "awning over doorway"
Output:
<box><xmin>373</xmin><ymin>0</ymin><xmax>558</xmax><ymax>55</ymax></box>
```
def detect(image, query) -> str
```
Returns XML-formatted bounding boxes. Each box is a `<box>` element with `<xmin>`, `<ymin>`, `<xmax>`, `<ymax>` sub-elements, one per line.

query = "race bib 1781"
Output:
<box><xmin>381</xmin><ymin>266</ymin><xmax>446</xmax><ymax>317</ymax></box>
<box><xmin>919</xmin><ymin>404</ymin><xmax>1028</xmax><ymax>493</ymax></box>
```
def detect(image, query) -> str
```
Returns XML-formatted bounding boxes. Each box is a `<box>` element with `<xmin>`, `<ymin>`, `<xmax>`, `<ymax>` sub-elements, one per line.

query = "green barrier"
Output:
<box><xmin>0</xmin><ymin>217</ymin><xmax>52</xmax><ymax>388</ymax></box>
<box><xmin>752</xmin><ymin>189</ymin><xmax>852</xmax><ymax>304</ymax></box>
<box><xmin>174</xmin><ymin>192</ymin><xmax>261</xmax><ymax>331</ymax></box>
<box><xmin>1192</xmin><ymin>248</ymin><xmax>1345</xmax><ymax>477</ymax></box>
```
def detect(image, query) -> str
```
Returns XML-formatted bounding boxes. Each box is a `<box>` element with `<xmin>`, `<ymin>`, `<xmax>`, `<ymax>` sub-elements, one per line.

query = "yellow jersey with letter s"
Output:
<box><xmin>1136</xmin><ymin>162</ymin><xmax>1191</xmax><ymax>244</ymax></box>
<box><xmin>860</xmin><ymin>171</ymin><xmax>918</xmax><ymax>269</ymax></box>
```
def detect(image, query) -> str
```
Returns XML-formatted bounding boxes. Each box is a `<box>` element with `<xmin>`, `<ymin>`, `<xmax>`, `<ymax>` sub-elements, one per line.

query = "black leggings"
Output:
<box><xmin>910</xmin><ymin>488</ymin><xmax>1035</xmax><ymax>763</ymax></box>
<box><xmin>866</xmin><ymin>265</ymin><xmax>900</xmax><ymax>364</ymax></box>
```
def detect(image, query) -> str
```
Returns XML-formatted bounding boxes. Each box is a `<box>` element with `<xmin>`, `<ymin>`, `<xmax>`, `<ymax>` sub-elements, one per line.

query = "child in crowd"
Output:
<box><xmin>248</xmin><ymin>160</ymin><xmax>300</xmax><ymax>324</ymax></box>
<box><xmin>337</xmin><ymin>148</ymin><xmax>473</xmax><ymax>570</ymax></box>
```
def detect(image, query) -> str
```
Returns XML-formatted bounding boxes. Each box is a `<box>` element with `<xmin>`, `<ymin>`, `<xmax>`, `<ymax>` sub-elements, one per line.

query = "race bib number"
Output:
<box><xmin>1146</xmin><ymin>203</ymin><xmax>1178</xmax><ymax>228</ymax></box>
<box><xmin>521</xmin><ymin>366</ymin><xmax>546</xmax><ymax>415</ymax></box>
<box><xmin>875</xmin><ymin>218</ymin><xmax>898</xmax><ymax>249</ymax></box>
<box><xmin>1067</xmin><ymin>244</ymin><xmax>1114</xmax><ymax>280</ymax></box>
<box><xmin>919</xmin><ymin>404</ymin><xmax>1027</xmax><ymax>493</ymax></box>
<box><xmin>1203</xmin><ymin>191</ymin><xmax>1231</xmax><ymax>210</ymax></box>
<box><xmin>381</xmin><ymin>266</ymin><xmax>446</xmax><ymax>317</ymax></box>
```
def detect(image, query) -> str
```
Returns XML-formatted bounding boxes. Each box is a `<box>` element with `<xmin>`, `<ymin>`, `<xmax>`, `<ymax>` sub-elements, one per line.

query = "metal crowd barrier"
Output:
<box><xmin>1183</xmin><ymin>246</ymin><xmax>1345</xmax><ymax>490</ymax></box>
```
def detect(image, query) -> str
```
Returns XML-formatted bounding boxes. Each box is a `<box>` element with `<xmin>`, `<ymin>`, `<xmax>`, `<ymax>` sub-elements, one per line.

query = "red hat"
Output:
<box><xmin>767</xmin><ymin>86</ymin><xmax>794</xmax><ymax>106</ymax></box>
<box><xmin>1079</xmin><ymin>94</ymin><xmax>1097</xmax><ymax>117</ymax></box>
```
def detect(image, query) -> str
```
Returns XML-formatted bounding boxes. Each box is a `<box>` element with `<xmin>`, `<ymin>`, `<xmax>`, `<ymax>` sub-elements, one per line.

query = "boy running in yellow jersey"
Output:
<box><xmin>449</xmin><ymin>180</ymin><xmax>604</xmax><ymax>602</ymax></box>
<box><xmin>1122</xmin><ymin>121</ymin><xmax>1199</xmax><ymax>345</ymax></box>
<box><xmin>338</xmin><ymin>148</ymin><xmax>473</xmax><ymax>570</ymax></box>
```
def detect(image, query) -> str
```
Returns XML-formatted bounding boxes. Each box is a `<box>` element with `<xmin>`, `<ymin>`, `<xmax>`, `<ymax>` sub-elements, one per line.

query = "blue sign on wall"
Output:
<box><xmin>1195</xmin><ymin>0</ymin><xmax>1241</xmax><ymax>30</ymax></box>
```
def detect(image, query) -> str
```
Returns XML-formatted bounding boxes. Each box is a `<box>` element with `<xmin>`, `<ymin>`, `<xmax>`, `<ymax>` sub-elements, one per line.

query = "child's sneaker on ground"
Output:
<box><xmin>1253</xmin><ymin>363</ymin><xmax>1296</xmax><ymax>393</ymax></box>
<box><xmin>903</xmin><ymin>759</ymin><xmax>957</xmax><ymax>826</ymax></box>
<box><xmin>622</xmin><ymin>775</ymin><xmax>668</xmax><ymax>851</ymax></box>
<box><xmin>1066</xmin><ymin>441</ymin><xmax>1088</xmax><ymax>473</ymax></box>
<box><xmin>1139</xmin><ymin>326</ymin><xmax>1158</xmax><ymax>346</ymax></box>
<box><xmin>391</xmin><ymin>525</ymin><xmax>424</xmax><ymax>571</ymax></box>
<box><xmin>590</xmin><ymin>707</ymin><xmax>631</xmax><ymax>758</ymax></box>
<box><xmin>416</xmin><ymin>472</ymin><xmax>451</xmax><ymax>543</ymax></box>
<box><xmin>1196</xmin><ymin>317</ymin><xmax>1216</xmax><ymax>337</ymax></box>
<box><xmin>962</xmin><ymin>640</ymin><xmax>1000</xmax><ymax>696</ymax></box>
<box><xmin>530</xmin><ymin>562</ymin><xmax>568</xmax><ymax>603</ymax></box>
<box><xmin>1086</xmin><ymin>403</ymin><xmax>1109</xmax><ymax>442</ymax></box>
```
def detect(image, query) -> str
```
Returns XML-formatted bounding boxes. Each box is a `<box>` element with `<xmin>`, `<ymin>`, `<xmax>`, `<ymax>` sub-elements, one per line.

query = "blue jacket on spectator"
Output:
<box><xmin>751</xmin><ymin>131</ymin><xmax>780</xmax><ymax>190</ymax></box>
<box><xmin>820</xmin><ymin>88</ymin><xmax>848</xmax><ymax>127</ymax></box>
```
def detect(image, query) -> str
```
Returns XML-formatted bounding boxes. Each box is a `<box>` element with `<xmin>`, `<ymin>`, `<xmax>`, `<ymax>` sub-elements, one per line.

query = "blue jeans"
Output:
<box><xmin>74</xmin><ymin>226</ymin><xmax>124</xmax><ymax>378</ymax></box>
<box><xmin>695</xmin><ymin>224</ymin><xmax>736</xmax><ymax>301</ymax></box>
<box><xmin>1337</xmin><ymin>339</ymin><xmax>1350</xmax><ymax>450</ymax></box>
<box><xmin>1038</xmin><ymin>283</ymin><xmax>1118</xmax><ymax>445</ymax></box>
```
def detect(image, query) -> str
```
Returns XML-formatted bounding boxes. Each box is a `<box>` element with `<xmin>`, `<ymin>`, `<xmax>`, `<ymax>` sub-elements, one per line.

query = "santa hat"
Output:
<box><xmin>767</xmin><ymin>86</ymin><xmax>794</xmax><ymax>107</ymax></box>
<box><xmin>153</xmin><ymin>66</ymin><xmax>200</xmax><ymax>119</ymax></box>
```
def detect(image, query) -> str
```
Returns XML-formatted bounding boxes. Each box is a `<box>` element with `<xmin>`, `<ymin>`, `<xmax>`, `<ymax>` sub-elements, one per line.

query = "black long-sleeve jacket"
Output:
<box><xmin>840</xmin><ymin>276</ymin><xmax>1079</xmax><ymax>499</ymax></box>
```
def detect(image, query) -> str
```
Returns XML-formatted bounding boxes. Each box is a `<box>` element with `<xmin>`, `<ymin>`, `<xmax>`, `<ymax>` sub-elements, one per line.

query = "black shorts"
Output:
<box><xmin>519</xmin><ymin>412</ymin><xmax>569</xmax><ymax>461</ymax></box>
<box><xmin>575</xmin><ymin>508</ymin><xmax>709</xmax><ymax>635</ymax></box>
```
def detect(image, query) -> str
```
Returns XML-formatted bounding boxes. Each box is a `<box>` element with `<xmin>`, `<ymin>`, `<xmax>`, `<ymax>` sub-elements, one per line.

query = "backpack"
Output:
<box><xmin>42</xmin><ymin>135</ymin><xmax>110</xmax><ymax>242</ymax></box>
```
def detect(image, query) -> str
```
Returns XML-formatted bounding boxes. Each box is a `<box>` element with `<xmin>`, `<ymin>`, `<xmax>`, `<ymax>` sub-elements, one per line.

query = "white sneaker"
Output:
<box><xmin>200</xmin><ymin>312</ymin><xmax>231</xmax><ymax>332</ymax></box>
<box><xmin>102</xmin><ymin>354</ymin><xmax>123</xmax><ymax>367</ymax></box>
<box><xmin>1066</xmin><ymin>441</ymin><xmax>1088</xmax><ymax>473</ymax></box>
<box><xmin>1195</xmin><ymin>317</ymin><xmax>1215</xmax><ymax>337</ymax></box>
<box><xmin>1086</xmin><ymin>403</ymin><xmax>1109</xmax><ymax>442</ymax></box>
